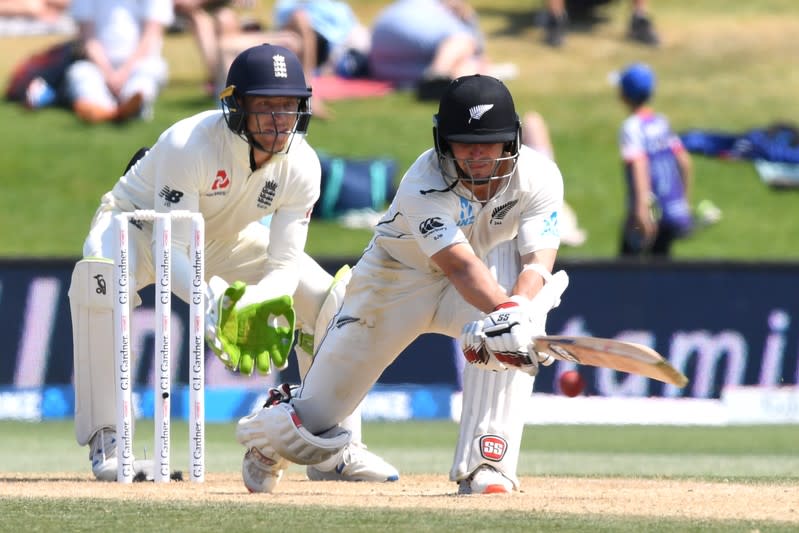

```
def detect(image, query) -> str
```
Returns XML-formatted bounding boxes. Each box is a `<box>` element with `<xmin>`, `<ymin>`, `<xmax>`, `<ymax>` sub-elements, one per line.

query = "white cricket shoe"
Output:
<box><xmin>242</xmin><ymin>447</ymin><xmax>288</xmax><ymax>493</ymax></box>
<box><xmin>306</xmin><ymin>442</ymin><xmax>399</xmax><ymax>482</ymax></box>
<box><xmin>458</xmin><ymin>465</ymin><xmax>514</xmax><ymax>495</ymax></box>
<box><xmin>88</xmin><ymin>428</ymin><xmax>153</xmax><ymax>482</ymax></box>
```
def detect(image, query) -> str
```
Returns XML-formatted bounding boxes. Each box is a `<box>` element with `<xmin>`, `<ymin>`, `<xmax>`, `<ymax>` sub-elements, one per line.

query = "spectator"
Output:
<box><xmin>173</xmin><ymin>0</ymin><xmax>252</xmax><ymax>97</ymax></box>
<box><xmin>542</xmin><ymin>0</ymin><xmax>659</xmax><ymax>48</ymax></box>
<box><xmin>368</xmin><ymin>0</ymin><xmax>517</xmax><ymax>101</ymax></box>
<box><xmin>0</xmin><ymin>0</ymin><xmax>69</xmax><ymax>20</ymax></box>
<box><xmin>615</xmin><ymin>62</ymin><xmax>693</xmax><ymax>257</ymax></box>
<box><xmin>272</xmin><ymin>0</ymin><xmax>369</xmax><ymax>118</ymax></box>
<box><xmin>0</xmin><ymin>0</ymin><xmax>73</xmax><ymax>35</ymax></box>
<box><xmin>64</xmin><ymin>0</ymin><xmax>174</xmax><ymax>123</ymax></box>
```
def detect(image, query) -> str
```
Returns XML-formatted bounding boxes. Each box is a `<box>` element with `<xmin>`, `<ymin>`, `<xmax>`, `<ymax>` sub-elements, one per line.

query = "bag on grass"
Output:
<box><xmin>314</xmin><ymin>155</ymin><xmax>397</xmax><ymax>219</ymax></box>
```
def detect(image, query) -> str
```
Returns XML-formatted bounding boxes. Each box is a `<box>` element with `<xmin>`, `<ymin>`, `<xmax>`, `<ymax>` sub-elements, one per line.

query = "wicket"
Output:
<box><xmin>113</xmin><ymin>210</ymin><xmax>205</xmax><ymax>484</ymax></box>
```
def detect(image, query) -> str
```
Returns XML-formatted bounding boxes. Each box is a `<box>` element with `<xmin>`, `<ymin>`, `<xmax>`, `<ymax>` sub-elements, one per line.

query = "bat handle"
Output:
<box><xmin>529</xmin><ymin>340</ymin><xmax>555</xmax><ymax>366</ymax></box>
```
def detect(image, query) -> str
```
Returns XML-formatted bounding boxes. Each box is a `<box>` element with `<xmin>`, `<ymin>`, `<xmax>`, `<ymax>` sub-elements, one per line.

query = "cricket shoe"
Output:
<box><xmin>88</xmin><ymin>428</ymin><xmax>153</xmax><ymax>482</ymax></box>
<box><xmin>306</xmin><ymin>442</ymin><xmax>399</xmax><ymax>482</ymax></box>
<box><xmin>242</xmin><ymin>447</ymin><xmax>288</xmax><ymax>493</ymax></box>
<box><xmin>458</xmin><ymin>465</ymin><xmax>514</xmax><ymax>495</ymax></box>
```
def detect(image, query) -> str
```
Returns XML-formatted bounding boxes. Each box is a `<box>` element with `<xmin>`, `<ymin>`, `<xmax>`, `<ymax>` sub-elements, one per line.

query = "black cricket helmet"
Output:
<box><xmin>433</xmin><ymin>74</ymin><xmax>521</xmax><ymax>201</ymax></box>
<box><xmin>220</xmin><ymin>43</ymin><xmax>312</xmax><ymax>153</ymax></box>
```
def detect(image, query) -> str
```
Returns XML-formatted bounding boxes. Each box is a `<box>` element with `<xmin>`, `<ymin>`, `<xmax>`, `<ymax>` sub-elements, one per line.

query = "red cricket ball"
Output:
<box><xmin>559</xmin><ymin>370</ymin><xmax>585</xmax><ymax>397</ymax></box>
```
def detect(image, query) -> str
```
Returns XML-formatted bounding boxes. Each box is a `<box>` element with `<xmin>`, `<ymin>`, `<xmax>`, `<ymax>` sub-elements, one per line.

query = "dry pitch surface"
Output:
<box><xmin>1</xmin><ymin>473</ymin><xmax>797</xmax><ymax>523</ymax></box>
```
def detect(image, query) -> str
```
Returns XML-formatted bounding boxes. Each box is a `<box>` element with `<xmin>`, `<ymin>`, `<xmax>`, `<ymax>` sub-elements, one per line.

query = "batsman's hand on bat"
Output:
<box><xmin>205</xmin><ymin>276</ymin><xmax>296</xmax><ymax>376</ymax></box>
<box><xmin>460</xmin><ymin>270</ymin><xmax>570</xmax><ymax>375</ymax></box>
<box><xmin>460</xmin><ymin>295</ymin><xmax>533</xmax><ymax>373</ymax></box>
<box><xmin>482</xmin><ymin>295</ymin><xmax>540</xmax><ymax>374</ymax></box>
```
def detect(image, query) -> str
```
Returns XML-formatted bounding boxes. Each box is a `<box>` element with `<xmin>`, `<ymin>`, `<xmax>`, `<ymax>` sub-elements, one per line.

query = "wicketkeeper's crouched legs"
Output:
<box><xmin>450</xmin><ymin>364</ymin><xmax>533</xmax><ymax>493</ymax></box>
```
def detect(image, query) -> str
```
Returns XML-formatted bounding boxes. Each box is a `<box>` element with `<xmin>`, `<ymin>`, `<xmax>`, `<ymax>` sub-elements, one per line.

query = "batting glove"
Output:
<box><xmin>483</xmin><ymin>295</ymin><xmax>534</xmax><ymax>354</ymax></box>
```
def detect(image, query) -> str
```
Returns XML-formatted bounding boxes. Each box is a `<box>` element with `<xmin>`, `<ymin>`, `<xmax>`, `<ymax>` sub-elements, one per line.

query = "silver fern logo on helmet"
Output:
<box><xmin>468</xmin><ymin>104</ymin><xmax>494</xmax><ymax>123</ymax></box>
<box><xmin>273</xmin><ymin>54</ymin><xmax>288</xmax><ymax>78</ymax></box>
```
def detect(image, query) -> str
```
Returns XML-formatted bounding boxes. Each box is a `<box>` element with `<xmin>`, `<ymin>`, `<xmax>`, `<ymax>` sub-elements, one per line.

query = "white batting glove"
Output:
<box><xmin>459</xmin><ymin>321</ymin><xmax>508</xmax><ymax>372</ymax></box>
<box><xmin>527</xmin><ymin>270</ymin><xmax>570</xmax><ymax>366</ymax></box>
<box><xmin>481</xmin><ymin>295</ymin><xmax>538</xmax><ymax>372</ymax></box>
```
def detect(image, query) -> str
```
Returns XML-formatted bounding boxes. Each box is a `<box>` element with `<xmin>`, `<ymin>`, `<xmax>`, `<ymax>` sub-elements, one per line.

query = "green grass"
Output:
<box><xmin>3</xmin><ymin>420</ymin><xmax>798</xmax><ymax>480</ymax></box>
<box><xmin>1</xmin><ymin>420</ymin><xmax>798</xmax><ymax>531</ymax></box>
<box><xmin>1</xmin><ymin>0</ymin><xmax>799</xmax><ymax>260</ymax></box>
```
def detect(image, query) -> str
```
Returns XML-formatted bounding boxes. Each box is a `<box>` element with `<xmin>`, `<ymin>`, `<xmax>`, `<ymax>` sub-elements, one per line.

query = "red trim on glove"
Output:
<box><xmin>492</xmin><ymin>301</ymin><xmax>520</xmax><ymax>311</ymax></box>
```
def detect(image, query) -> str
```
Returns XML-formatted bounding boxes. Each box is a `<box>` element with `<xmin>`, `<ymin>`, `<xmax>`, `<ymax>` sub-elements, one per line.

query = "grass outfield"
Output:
<box><xmin>1</xmin><ymin>1</ymin><xmax>798</xmax><ymax>259</ymax></box>
<box><xmin>1</xmin><ymin>421</ymin><xmax>798</xmax><ymax>531</ymax></box>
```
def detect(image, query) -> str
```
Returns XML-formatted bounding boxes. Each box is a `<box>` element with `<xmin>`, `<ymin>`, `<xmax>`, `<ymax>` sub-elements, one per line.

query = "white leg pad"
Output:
<box><xmin>237</xmin><ymin>403</ymin><xmax>351</xmax><ymax>465</ymax></box>
<box><xmin>450</xmin><ymin>239</ymin><xmax>531</xmax><ymax>488</ymax></box>
<box><xmin>69</xmin><ymin>258</ymin><xmax>119</xmax><ymax>446</ymax></box>
<box><xmin>449</xmin><ymin>365</ymin><xmax>533</xmax><ymax>489</ymax></box>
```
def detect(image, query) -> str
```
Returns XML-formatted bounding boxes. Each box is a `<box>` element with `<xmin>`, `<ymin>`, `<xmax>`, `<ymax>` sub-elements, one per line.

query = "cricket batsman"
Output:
<box><xmin>235</xmin><ymin>74</ymin><xmax>569</xmax><ymax>494</ymax></box>
<box><xmin>68</xmin><ymin>43</ymin><xmax>397</xmax><ymax>483</ymax></box>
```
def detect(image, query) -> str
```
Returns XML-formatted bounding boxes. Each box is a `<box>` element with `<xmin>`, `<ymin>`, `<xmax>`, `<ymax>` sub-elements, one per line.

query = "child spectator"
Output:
<box><xmin>615</xmin><ymin>62</ymin><xmax>693</xmax><ymax>257</ymax></box>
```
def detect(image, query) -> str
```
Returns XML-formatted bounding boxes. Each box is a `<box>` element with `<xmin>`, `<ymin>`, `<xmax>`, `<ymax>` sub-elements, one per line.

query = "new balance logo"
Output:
<box><xmin>490</xmin><ymin>199</ymin><xmax>518</xmax><ymax>225</ymax></box>
<box><xmin>468</xmin><ymin>104</ymin><xmax>494</xmax><ymax>123</ymax></box>
<box><xmin>159</xmin><ymin>186</ymin><xmax>184</xmax><ymax>206</ymax></box>
<box><xmin>93</xmin><ymin>274</ymin><xmax>106</xmax><ymax>295</ymax></box>
<box><xmin>273</xmin><ymin>54</ymin><xmax>288</xmax><ymax>78</ymax></box>
<box><xmin>419</xmin><ymin>217</ymin><xmax>445</xmax><ymax>235</ymax></box>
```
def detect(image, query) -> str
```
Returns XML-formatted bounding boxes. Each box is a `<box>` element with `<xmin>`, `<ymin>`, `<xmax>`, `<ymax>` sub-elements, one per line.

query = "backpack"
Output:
<box><xmin>314</xmin><ymin>155</ymin><xmax>397</xmax><ymax>219</ymax></box>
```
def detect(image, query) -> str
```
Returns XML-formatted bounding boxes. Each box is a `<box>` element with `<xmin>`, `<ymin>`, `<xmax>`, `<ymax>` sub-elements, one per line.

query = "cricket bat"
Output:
<box><xmin>531</xmin><ymin>336</ymin><xmax>689</xmax><ymax>387</ymax></box>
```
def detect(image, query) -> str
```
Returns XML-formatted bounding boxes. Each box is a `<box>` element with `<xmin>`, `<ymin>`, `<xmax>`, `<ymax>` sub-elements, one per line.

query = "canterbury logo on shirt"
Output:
<box><xmin>419</xmin><ymin>217</ymin><xmax>445</xmax><ymax>236</ymax></box>
<box><xmin>468</xmin><ymin>104</ymin><xmax>494</xmax><ymax>123</ymax></box>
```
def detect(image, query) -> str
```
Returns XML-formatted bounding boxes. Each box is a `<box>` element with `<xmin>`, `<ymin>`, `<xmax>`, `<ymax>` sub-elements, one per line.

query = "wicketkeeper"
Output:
<box><xmin>68</xmin><ymin>43</ymin><xmax>397</xmax><ymax>483</ymax></box>
<box><xmin>235</xmin><ymin>74</ymin><xmax>569</xmax><ymax>494</ymax></box>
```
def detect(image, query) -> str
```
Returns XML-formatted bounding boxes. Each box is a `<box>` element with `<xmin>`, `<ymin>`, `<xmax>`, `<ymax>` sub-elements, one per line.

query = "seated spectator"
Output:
<box><xmin>0</xmin><ymin>0</ymin><xmax>73</xmax><ymax>35</ymax></box>
<box><xmin>368</xmin><ymin>0</ymin><xmax>517</xmax><ymax>101</ymax></box>
<box><xmin>0</xmin><ymin>0</ymin><xmax>69</xmax><ymax>20</ymax></box>
<box><xmin>542</xmin><ymin>0</ymin><xmax>659</xmax><ymax>48</ymax></box>
<box><xmin>173</xmin><ymin>0</ymin><xmax>276</xmax><ymax>98</ymax></box>
<box><xmin>64</xmin><ymin>0</ymin><xmax>174</xmax><ymax>123</ymax></box>
<box><xmin>272</xmin><ymin>0</ymin><xmax>370</xmax><ymax>118</ymax></box>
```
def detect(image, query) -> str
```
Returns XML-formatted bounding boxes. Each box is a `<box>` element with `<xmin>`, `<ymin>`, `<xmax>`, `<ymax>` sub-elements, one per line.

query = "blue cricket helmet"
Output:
<box><xmin>220</xmin><ymin>43</ymin><xmax>312</xmax><ymax>144</ymax></box>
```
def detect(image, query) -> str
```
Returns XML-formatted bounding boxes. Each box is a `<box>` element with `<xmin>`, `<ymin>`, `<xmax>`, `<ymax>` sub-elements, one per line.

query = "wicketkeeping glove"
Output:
<box><xmin>205</xmin><ymin>277</ymin><xmax>296</xmax><ymax>376</ymax></box>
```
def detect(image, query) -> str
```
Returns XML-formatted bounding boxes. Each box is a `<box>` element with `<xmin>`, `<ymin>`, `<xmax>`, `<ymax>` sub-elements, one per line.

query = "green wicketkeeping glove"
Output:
<box><xmin>211</xmin><ymin>281</ymin><xmax>296</xmax><ymax>376</ymax></box>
